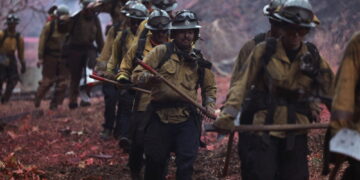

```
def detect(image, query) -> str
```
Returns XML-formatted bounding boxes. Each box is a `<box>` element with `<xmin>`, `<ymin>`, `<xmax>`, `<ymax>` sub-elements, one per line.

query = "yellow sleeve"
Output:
<box><xmin>107</xmin><ymin>31</ymin><xmax>123</xmax><ymax>74</ymax></box>
<box><xmin>221</xmin><ymin>44</ymin><xmax>264</xmax><ymax>119</ymax></box>
<box><xmin>38</xmin><ymin>22</ymin><xmax>50</xmax><ymax>60</ymax></box>
<box><xmin>332</xmin><ymin>34</ymin><xmax>360</xmax><ymax>115</ymax></box>
<box><xmin>201</xmin><ymin>68</ymin><xmax>217</xmax><ymax>109</ymax></box>
<box><xmin>97</xmin><ymin>26</ymin><xmax>115</xmax><ymax>63</ymax></box>
<box><xmin>230</xmin><ymin>40</ymin><xmax>256</xmax><ymax>87</ymax></box>
<box><xmin>117</xmin><ymin>42</ymin><xmax>138</xmax><ymax>80</ymax></box>
<box><xmin>331</xmin><ymin>32</ymin><xmax>360</xmax><ymax>132</ymax></box>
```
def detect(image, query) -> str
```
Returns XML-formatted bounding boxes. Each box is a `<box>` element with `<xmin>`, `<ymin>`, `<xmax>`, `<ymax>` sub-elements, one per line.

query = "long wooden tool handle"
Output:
<box><xmin>222</xmin><ymin>132</ymin><xmax>235</xmax><ymax>177</ymax></box>
<box><xmin>137</xmin><ymin>60</ymin><xmax>217</xmax><ymax>119</ymax></box>
<box><xmin>205</xmin><ymin>123</ymin><xmax>329</xmax><ymax>132</ymax></box>
<box><xmin>89</xmin><ymin>74</ymin><xmax>151</xmax><ymax>94</ymax></box>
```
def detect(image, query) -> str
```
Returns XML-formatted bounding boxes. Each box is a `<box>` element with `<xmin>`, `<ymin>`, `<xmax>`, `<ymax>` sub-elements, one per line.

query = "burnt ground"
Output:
<box><xmin>0</xmin><ymin>87</ymin><xmax>345</xmax><ymax>179</ymax></box>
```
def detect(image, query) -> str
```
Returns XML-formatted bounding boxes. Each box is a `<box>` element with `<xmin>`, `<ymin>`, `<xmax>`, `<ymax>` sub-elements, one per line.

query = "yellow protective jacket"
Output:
<box><xmin>107</xmin><ymin>28</ymin><xmax>136</xmax><ymax>74</ymax></box>
<box><xmin>230</xmin><ymin>32</ymin><xmax>270</xmax><ymax>87</ymax></box>
<box><xmin>0</xmin><ymin>30</ymin><xmax>24</xmax><ymax>62</ymax></box>
<box><xmin>96</xmin><ymin>26</ymin><xmax>117</xmax><ymax>71</ymax></box>
<box><xmin>331</xmin><ymin>32</ymin><xmax>360</xmax><ymax>134</ymax></box>
<box><xmin>38</xmin><ymin>20</ymin><xmax>67</xmax><ymax>60</ymax></box>
<box><xmin>132</xmin><ymin>43</ymin><xmax>217</xmax><ymax>123</ymax></box>
<box><xmin>117</xmin><ymin>34</ymin><xmax>157</xmax><ymax>111</ymax></box>
<box><xmin>216</xmin><ymin>39</ymin><xmax>334</xmax><ymax>137</ymax></box>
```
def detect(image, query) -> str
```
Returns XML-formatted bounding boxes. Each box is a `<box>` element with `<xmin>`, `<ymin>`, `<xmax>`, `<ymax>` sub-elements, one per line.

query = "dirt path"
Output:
<box><xmin>0</xmin><ymin>97</ymin><xmax>340</xmax><ymax>179</ymax></box>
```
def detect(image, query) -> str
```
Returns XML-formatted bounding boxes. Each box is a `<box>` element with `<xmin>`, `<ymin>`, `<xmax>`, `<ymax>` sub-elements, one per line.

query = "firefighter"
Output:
<box><xmin>63</xmin><ymin>0</ymin><xmax>104</xmax><ymax>109</ymax></box>
<box><xmin>100</xmin><ymin>3</ymin><xmax>147</xmax><ymax>141</ymax></box>
<box><xmin>132</xmin><ymin>10</ymin><xmax>216</xmax><ymax>180</ymax></box>
<box><xmin>35</xmin><ymin>5</ymin><xmax>70</xmax><ymax>110</ymax></box>
<box><xmin>328</xmin><ymin>32</ymin><xmax>360</xmax><ymax>179</ymax></box>
<box><xmin>214</xmin><ymin>0</ymin><xmax>334</xmax><ymax>179</ymax></box>
<box><xmin>117</xmin><ymin>9</ymin><xmax>171</xmax><ymax>179</ymax></box>
<box><xmin>0</xmin><ymin>13</ymin><xmax>26</xmax><ymax>104</ymax></box>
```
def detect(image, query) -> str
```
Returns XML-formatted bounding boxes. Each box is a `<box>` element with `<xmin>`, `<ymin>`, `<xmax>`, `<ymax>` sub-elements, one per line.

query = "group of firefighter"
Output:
<box><xmin>0</xmin><ymin>0</ymin><xmax>359</xmax><ymax>179</ymax></box>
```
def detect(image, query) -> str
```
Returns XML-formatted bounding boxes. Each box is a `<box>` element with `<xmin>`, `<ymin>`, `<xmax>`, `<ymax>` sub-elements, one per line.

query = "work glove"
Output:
<box><xmin>138</xmin><ymin>71</ymin><xmax>161</xmax><ymax>84</ymax></box>
<box><xmin>117</xmin><ymin>75</ymin><xmax>132</xmax><ymax>84</ymax></box>
<box><xmin>213</xmin><ymin>112</ymin><xmax>235</xmax><ymax>131</ymax></box>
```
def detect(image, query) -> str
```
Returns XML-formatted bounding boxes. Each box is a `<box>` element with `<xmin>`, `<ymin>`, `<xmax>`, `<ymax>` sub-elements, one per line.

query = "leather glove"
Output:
<box><xmin>138</xmin><ymin>72</ymin><xmax>161</xmax><ymax>84</ymax></box>
<box><xmin>213</xmin><ymin>112</ymin><xmax>235</xmax><ymax>131</ymax></box>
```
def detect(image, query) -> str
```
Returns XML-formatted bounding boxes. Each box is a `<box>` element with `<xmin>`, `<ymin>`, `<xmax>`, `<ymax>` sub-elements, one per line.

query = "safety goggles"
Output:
<box><xmin>148</xmin><ymin>16</ymin><xmax>171</xmax><ymax>28</ymax></box>
<box><xmin>173</xmin><ymin>11</ymin><xmax>198</xmax><ymax>23</ymax></box>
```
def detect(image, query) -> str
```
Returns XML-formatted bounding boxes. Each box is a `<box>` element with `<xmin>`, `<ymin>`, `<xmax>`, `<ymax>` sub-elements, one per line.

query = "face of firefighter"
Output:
<box><xmin>151</xmin><ymin>30</ymin><xmax>169</xmax><ymax>44</ymax></box>
<box><xmin>129</xmin><ymin>18</ymin><xmax>143</xmax><ymax>34</ymax></box>
<box><xmin>281</xmin><ymin>24</ymin><xmax>309</xmax><ymax>50</ymax></box>
<box><xmin>173</xmin><ymin>29</ymin><xmax>195</xmax><ymax>50</ymax></box>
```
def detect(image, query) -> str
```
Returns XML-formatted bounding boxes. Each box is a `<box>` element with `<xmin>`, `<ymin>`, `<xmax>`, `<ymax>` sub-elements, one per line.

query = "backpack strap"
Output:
<box><xmin>253</xmin><ymin>32</ymin><xmax>267</xmax><ymax>45</ymax></box>
<box><xmin>193</xmin><ymin>48</ymin><xmax>212</xmax><ymax>90</ymax></box>
<box><xmin>134</xmin><ymin>28</ymin><xmax>149</xmax><ymax>63</ymax></box>
<box><xmin>156</xmin><ymin>42</ymin><xmax>174</xmax><ymax>69</ymax></box>
<box><xmin>118</xmin><ymin>29</ymin><xmax>129</xmax><ymax>61</ymax></box>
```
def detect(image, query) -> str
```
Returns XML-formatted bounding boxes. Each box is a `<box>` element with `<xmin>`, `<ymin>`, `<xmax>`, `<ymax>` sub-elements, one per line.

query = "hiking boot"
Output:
<box><xmin>68</xmin><ymin>102</ymin><xmax>78</xmax><ymax>110</ymax></box>
<box><xmin>100</xmin><ymin>128</ymin><xmax>112</xmax><ymax>140</ymax></box>
<box><xmin>80</xmin><ymin>100</ymin><xmax>91</xmax><ymax>107</ymax></box>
